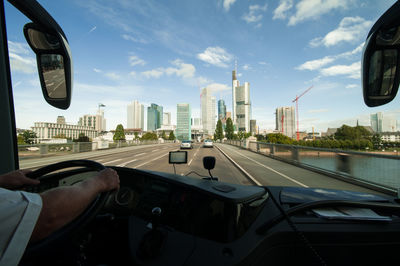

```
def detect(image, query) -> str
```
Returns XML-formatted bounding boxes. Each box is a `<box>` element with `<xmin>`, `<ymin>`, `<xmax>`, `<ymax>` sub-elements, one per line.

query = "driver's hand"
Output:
<box><xmin>0</xmin><ymin>169</ymin><xmax>40</xmax><ymax>190</ymax></box>
<box><xmin>94</xmin><ymin>168</ymin><xmax>120</xmax><ymax>192</ymax></box>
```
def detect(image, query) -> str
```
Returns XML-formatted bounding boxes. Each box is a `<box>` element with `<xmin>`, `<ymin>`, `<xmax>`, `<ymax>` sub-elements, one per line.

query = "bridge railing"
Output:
<box><xmin>226</xmin><ymin>140</ymin><xmax>400</xmax><ymax>195</ymax></box>
<box><xmin>18</xmin><ymin>140</ymin><xmax>173</xmax><ymax>160</ymax></box>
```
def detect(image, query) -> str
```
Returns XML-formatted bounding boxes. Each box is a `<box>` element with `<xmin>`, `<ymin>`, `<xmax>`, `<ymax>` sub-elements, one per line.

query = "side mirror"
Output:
<box><xmin>203</xmin><ymin>156</ymin><xmax>215</xmax><ymax>170</ymax></box>
<box><xmin>23</xmin><ymin>22</ymin><xmax>72</xmax><ymax>109</ymax></box>
<box><xmin>362</xmin><ymin>2</ymin><xmax>400</xmax><ymax>107</ymax></box>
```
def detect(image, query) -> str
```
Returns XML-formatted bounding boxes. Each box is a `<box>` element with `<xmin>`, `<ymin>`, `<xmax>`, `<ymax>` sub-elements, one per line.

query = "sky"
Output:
<box><xmin>5</xmin><ymin>0</ymin><xmax>400</xmax><ymax>133</ymax></box>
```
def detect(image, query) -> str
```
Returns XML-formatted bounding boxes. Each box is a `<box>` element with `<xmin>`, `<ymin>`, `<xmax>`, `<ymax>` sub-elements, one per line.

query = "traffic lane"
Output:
<box><xmin>99</xmin><ymin>144</ymin><xmax>179</xmax><ymax>167</ymax></box>
<box><xmin>20</xmin><ymin>143</ymin><xmax>177</xmax><ymax>170</ymax></box>
<box><xmin>217</xmin><ymin>144</ymin><xmax>386</xmax><ymax>195</ymax></box>
<box><xmin>186</xmin><ymin>144</ymin><xmax>253</xmax><ymax>185</ymax></box>
<box><xmin>131</xmin><ymin>143</ymin><xmax>201</xmax><ymax>174</ymax></box>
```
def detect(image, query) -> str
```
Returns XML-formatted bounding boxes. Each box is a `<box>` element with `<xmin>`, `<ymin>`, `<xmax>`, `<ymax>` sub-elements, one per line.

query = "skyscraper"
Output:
<box><xmin>147</xmin><ymin>103</ymin><xmax>163</xmax><ymax>131</ymax></box>
<box><xmin>176</xmin><ymin>103</ymin><xmax>191</xmax><ymax>141</ymax></box>
<box><xmin>218</xmin><ymin>99</ymin><xmax>226</xmax><ymax>121</ymax></box>
<box><xmin>201</xmin><ymin>87</ymin><xmax>216</xmax><ymax>135</ymax></box>
<box><xmin>163</xmin><ymin>112</ymin><xmax>171</xmax><ymax>126</ymax></box>
<box><xmin>127</xmin><ymin>100</ymin><xmax>144</xmax><ymax>130</ymax></box>
<box><xmin>371</xmin><ymin>112</ymin><xmax>383</xmax><ymax>133</ymax></box>
<box><xmin>232</xmin><ymin>70</ymin><xmax>251</xmax><ymax>132</ymax></box>
<box><xmin>276</xmin><ymin>107</ymin><xmax>296</xmax><ymax>138</ymax></box>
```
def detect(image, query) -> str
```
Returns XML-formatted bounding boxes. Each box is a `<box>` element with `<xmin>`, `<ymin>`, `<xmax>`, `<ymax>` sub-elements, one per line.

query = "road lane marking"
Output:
<box><xmin>188</xmin><ymin>146</ymin><xmax>200</xmax><ymax>166</ymax></box>
<box><xmin>103</xmin><ymin>158</ymin><xmax>123</xmax><ymax>165</ymax></box>
<box><xmin>117</xmin><ymin>159</ymin><xmax>137</xmax><ymax>167</ymax></box>
<box><xmin>135</xmin><ymin>153</ymin><xmax>169</xmax><ymax>168</ymax></box>
<box><xmin>220</xmin><ymin>145</ymin><xmax>308</xmax><ymax>188</ymax></box>
<box><xmin>134</xmin><ymin>153</ymin><xmax>147</xmax><ymax>157</ymax></box>
<box><xmin>152</xmin><ymin>149</ymin><xmax>159</xmax><ymax>152</ymax></box>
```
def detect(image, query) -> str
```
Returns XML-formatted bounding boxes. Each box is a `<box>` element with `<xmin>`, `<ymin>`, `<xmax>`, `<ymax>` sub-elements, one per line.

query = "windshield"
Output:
<box><xmin>5</xmin><ymin>0</ymin><xmax>400</xmax><ymax>194</ymax></box>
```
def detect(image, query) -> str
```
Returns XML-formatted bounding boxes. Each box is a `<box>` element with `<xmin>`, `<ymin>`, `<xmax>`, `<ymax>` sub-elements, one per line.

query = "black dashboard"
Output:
<box><xmin>25</xmin><ymin>166</ymin><xmax>400</xmax><ymax>266</ymax></box>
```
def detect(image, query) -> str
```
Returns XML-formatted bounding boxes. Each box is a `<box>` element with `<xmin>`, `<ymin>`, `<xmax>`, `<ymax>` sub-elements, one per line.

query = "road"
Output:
<box><xmin>21</xmin><ymin>142</ymin><xmax>386</xmax><ymax>195</ymax></box>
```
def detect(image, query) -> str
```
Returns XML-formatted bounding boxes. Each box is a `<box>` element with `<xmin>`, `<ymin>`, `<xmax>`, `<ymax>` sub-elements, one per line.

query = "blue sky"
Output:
<box><xmin>5</xmin><ymin>0</ymin><xmax>400</xmax><ymax>132</ymax></box>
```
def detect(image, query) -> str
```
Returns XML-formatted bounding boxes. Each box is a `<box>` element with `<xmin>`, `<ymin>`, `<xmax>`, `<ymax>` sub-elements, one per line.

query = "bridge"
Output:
<box><xmin>19</xmin><ymin>140</ymin><xmax>400</xmax><ymax>197</ymax></box>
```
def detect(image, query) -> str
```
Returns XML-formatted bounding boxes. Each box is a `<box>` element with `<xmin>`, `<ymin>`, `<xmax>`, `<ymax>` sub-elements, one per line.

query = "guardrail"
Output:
<box><xmin>226</xmin><ymin>140</ymin><xmax>400</xmax><ymax>195</ymax></box>
<box><xmin>18</xmin><ymin>140</ymin><xmax>174</xmax><ymax>160</ymax></box>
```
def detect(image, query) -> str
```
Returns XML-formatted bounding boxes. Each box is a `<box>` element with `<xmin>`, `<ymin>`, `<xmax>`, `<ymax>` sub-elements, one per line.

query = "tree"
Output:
<box><xmin>113</xmin><ymin>124</ymin><xmax>126</xmax><ymax>141</ymax></box>
<box><xmin>22</xmin><ymin>130</ymin><xmax>37</xmax><ymax>144</ymax></box>
<box><xmin>17</xmin><ymin>134</ymin><xmax>25</xmax><ymax>145</ymax></box>
<box><xmin>372</xmin><ymin>133</ymin><xmax>381</xmax><ymax>149</ymax></box>
<box><xmin>134</xmin><ymin>132</ymin><xmax>139</xmax><ymax>139</ymax></box>
<box><xmin>141</xmin><ymin>132</ymin><xmax>158</xmax><ymax>140</ymax></box>
<box><xmin>225</xmin><ymin>118</ymin><xmax>234</xmax><ymax>140</ymax></box>
<box><xmin>74</xmin><ymin>133</ymin><xmax>90</xmax><ymax>142</ymax></box>
<box><xmin>214</xmin><ymin>119</ymin><xmax>224</xmax><ymax>141</ymax></box>
<box><xmin>160</xmin><ymin>131</ymin><xmax>167</xmax><ymax>140</ymax></box>
<box><xmin>168</xmin><ymin>131</ymin><xmax>176</xmax><ymax>140</ymax></box>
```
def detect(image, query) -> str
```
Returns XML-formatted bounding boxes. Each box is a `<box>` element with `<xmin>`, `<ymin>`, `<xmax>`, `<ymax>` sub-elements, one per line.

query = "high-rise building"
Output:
<box><xmin>232</xmin><ymin>70</ymin><xmax>251</xmax><ymax>132</ymax></box>
<box><xmin>147</xmin><ymin>103</ymin><xmax>163</xmax><ymax>131</ymax></box>
<box><xmin>127</xmin><ymin>100</ymin><xmax>144</xmax><ymax>130</ymax></box>
<box><xmin>276</xmin><ymin>107</ymin><xmax>296</xmax><ymax>139</ymax></box>
<box><xmin>226</xmin><ymin>112</ymin><xmax>231</xmax><ymax>119</ymax></box>
<box><xmin>371</xmin><ymin>112</ymin><xmax>383</xmax><ymax>133</ymax></box>
<box><xmin>78</xmin><ymin>109</ymin><xmax>106</xmax><ymax>132</ymax></box>
<box><xmin>201</xmin><ymin>87</ymin><xmax>216</xmax><ymax>135</ymax></box>
<box><xmin>250</xmin><ymin>119</ymin><xmax>257</xmax><ymax>134</ymax></box>
<box><xmin>176</xmin><ymin>103</ymin><xmax>191</xmax><ymax>141</ymax></box>
<box><xmin>383</xmin><ymin>115</ymin><xmax>397</xmax><ymax>132</ymax></box>
<box><xmin>218</xmin><ymin>99</ymin><xmax>226</xmax><ymax>121</ymax></box>
<box><xmin>163</xmin><ymin>112</ymin><xmax>171</xmax><ymax>126</ymax></box>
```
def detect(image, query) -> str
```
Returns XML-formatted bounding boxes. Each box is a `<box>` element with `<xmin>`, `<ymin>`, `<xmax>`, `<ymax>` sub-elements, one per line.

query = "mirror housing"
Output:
<box><xmin>362</xmin><ymin>2</ymin><xmax>400</xmax><ymax>107</ymax></box>
<box><xmin>23</xmin><ymin>22</ymin><xmax>72</xmax><ymax>109</ymax></box>
<box><xmin>203</xmin><ymin>156</ymin><xmax>216</xmax><ymax>170</ymax></box>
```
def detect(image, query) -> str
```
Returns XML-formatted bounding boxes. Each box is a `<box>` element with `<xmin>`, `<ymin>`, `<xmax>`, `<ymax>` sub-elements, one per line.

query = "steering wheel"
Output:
<box><xmin>22</xmin><ymin>160</ymin><xmax>109</xmax><ymax>257</ymax></box>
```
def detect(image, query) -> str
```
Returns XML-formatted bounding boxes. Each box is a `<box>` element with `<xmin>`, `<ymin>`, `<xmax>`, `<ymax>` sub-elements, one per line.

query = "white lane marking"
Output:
<box><xmin>152</xmin><ymin>149</ymin><xmax>159</xmax><ymax>152</ymax></box>
<box><xmin>134</xmin><ymin>153</ymin><xmax>147</xmax><ymax>157</ymax></box>
<box><xmin>222</xmin><ymin>145</ymin><xmax>309</xmax><ymax>188</ymax></box>
<box><xmin>135</xmin><ymin>153</ymin><xmax>168</xmax><ymax>168</ymax></box>
<box><xmin>117</xmin><ymin>159</ymin><xmax>137</xmax><ymax>167</ymax></box>
<box><xmin>103</xmin><ymin>158</ymin><xmax>123</xmax><ymax>165</ymax></box>
<box><xmin>188</xmin><ymin>146</ymin><xmax>200</xmax><ymax>166</ymax></box>
<box><xmin>216</xmin><ymin>145</ymin><xmax>262</xmax><ymax>186</ymax></box>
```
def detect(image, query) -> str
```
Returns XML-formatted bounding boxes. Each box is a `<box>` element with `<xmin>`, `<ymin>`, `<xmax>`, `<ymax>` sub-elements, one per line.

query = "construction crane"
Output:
<box><xmin>292</xmin><ymin>85</ymin><xmax>313</xmax><ymax>140</ymax></box>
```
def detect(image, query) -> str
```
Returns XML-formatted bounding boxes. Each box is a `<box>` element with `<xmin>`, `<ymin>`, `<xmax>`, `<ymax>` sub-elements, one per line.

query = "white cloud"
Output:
<box><xmin>141</xmin><ymin>69</ymin><xmax>164</xmax><ymax>79</ymax></box>
<box><xmin>288</xmin><ymin>0</ymin><xmax>352</xmax><ymax>26</ymax></box>
<box><xmin>310</xmin><ymin>17</ymin><xmax>372</xmax><ymax>47</ymax></box>
<box><xmin>93</xmin><ymin>68</ymin><xmax>102</xmax><ymax>73</ymax></box>
<box><xmin>346</xmin><ymin>84</ymin><xmax>359</xmax><ymax>89</ymax></box>
<box><xmin>165</xmin><ymin>59</ymin><xmax>195</xmax><ymax>79</ymax></box>
<box><xmin>121</xmin><ymin>34</ymin><xmax>147</xmax><ymax>44</ymax></box>
<box><xmin>273</xmin><ymin>0</ymin><xmax>293</xmax><ymax>20</ymax></box>
<box><xmin>105</xmin><ymin>72</ymin><xmax>122</xmax><ymax>81</ymax></box>
<box><xmin>129</xmin><ymin>55</ymin><xmax>146</xmax><ymax>66</ymax></box>
<box><xmin>259</xmin><ymin>61</ymin><xmax>268</xmax><ymax>65</ymax></box>
<box><xmin>88</xmin><ymin>26</ymin><xmax>97</xmax><ymax>34</ymax></box>
<box><xmin>223</xmin><ymin>0</ymin><xmax>236</xmax><ymax>11</ymax></box>
<box><xmin>206</xmin><ymin>83</ymin><xmax>231</xmax><ymax>93</ymax></box>
<box><xmin>8</xmin><ymin>41</ymin><xmax>30</xmax><ymax>55</ymax></box>
<box><xmin>197</xmin><ymin>46</ymin><xmax>233</xmax><ymax>68</ymax></box>
<box><xmin>243</xmin><ymin>64</ymin><xmax>251</xmax><ymax>70</ymax></box>
<box><xmin>297</xmin><ymin>56</ymin><xmax>335</xmax><ymax>71</ymax></box>
<box><xmin>297</xmin><ymin>43</ymin><xmax>364</xmax><ymax>71</ymax></box>
<box><xmin>307</xmin><ymin>108</ymin><xmax>329</xmax><ymax>113</ymax></box>
<box><xmin>320</xmin><ymin>61</ymin><xmax>360</xmax><ymax>79</ymax></box>
<box><xmin>141</xmin><ymin>59</ymin><xmax>195</xmax><ymax>79</ymax></box>
<box><xmin>9</xmin><ymin>53</ymin><xmax>36</xmax><ymax>74</ymax></box>
<box><xmin>242</xmin><ymin>4</ymin><xmax>268</xmax><ymax>24</ymax></box>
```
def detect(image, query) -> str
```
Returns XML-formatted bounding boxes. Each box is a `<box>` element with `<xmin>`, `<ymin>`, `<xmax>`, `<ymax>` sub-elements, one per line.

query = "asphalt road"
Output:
<box><xmin>20</xmin><ymin>142</ymin><xmax>387</xmax><ymax>195</ymax></box>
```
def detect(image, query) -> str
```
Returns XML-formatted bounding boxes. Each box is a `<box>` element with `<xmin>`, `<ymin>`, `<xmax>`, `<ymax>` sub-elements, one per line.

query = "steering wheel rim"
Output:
<box><xmin>23</xmin><ymin>159</ymin><xmax>109</xmax><ymax>257</ymax></box>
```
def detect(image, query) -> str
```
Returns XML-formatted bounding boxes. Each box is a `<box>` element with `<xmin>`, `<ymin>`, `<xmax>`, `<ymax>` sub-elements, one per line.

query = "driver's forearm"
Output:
<box><xmin>30</xmin><ymin>178</ymin><xmax>103</xmax><ymax>242</ymax></box>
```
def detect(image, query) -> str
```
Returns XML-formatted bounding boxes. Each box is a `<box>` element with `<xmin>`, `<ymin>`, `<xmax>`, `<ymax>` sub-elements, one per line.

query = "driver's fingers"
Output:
<box><xmin>21</xmin><ymin>176</ymin><xmax>40</xmax><ymax>185</ymax></box>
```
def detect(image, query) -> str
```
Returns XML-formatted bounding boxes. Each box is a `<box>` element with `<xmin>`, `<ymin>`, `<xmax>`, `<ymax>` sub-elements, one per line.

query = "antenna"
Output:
<box><xmin>235</xmin><ymin>59</ymin><xmax>238</xmax><ymax>74</ymax></box>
